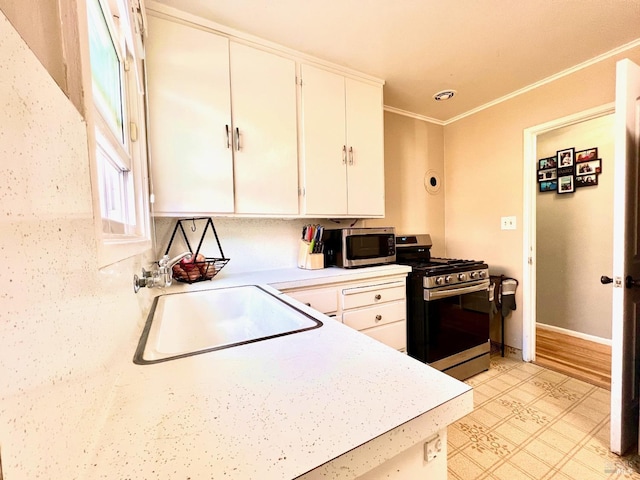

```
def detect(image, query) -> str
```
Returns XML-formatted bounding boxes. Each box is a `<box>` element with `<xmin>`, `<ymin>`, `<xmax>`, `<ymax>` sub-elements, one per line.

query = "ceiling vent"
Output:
<box><xmin>433</xmin><ymin>90</ymin><xmax>457</xmax><ymax>101</ymax></box>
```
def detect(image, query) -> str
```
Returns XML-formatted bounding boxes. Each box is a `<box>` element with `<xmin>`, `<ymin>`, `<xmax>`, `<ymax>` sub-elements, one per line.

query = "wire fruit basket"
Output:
<box><xmin>164</xmin><ymin>217</ymin><xmax>230</xmax><ymax>284</ymax></box>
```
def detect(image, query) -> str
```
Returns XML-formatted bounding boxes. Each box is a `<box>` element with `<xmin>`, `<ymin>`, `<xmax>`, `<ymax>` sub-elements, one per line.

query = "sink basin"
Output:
<box><xmin>134</xmin><ymin>285</ymin><xmax>323</xmax><ymax>364</ymax></box>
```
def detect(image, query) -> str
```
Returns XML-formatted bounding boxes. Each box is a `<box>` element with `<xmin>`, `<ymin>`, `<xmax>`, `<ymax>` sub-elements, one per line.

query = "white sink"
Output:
<box><xmin>134</xmin><ymin>285</ymin><xmax>322</xmax><ymax>364</ymax></box>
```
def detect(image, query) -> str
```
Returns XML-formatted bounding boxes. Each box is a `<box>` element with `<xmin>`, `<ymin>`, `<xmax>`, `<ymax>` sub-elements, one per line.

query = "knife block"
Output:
<box><xmin>297</xmin><ymin>241</ymin><xmax>324</xmax><ymax>270</ymax></box>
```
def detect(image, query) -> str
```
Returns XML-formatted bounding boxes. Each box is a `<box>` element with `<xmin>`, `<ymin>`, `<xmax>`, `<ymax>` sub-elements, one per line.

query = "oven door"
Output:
<box><xmin>407</xmin><ymin>276</ymin><xmax>491</xmax><ymax>366</ymax></box>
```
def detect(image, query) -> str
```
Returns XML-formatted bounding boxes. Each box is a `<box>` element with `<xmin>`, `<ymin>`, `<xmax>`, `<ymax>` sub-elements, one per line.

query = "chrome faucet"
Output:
<box><xmin>133</xmin><ymin>252</ymin><xmax>192</xmax><ymax>293</ymax></box>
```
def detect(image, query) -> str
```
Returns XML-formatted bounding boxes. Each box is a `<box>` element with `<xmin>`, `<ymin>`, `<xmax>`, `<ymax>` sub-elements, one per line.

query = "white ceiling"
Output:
<box><xmin>150</xmin><ymin>0</ymin><xmax>640</xmax><ymax>123</ymax></box>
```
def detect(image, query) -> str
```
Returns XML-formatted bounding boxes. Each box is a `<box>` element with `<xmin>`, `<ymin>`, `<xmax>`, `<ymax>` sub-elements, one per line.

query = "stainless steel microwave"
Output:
<box><xmin>322</xmin><ymin>227</ymin><xmax>396</xmax><ymax>268</ymax></box>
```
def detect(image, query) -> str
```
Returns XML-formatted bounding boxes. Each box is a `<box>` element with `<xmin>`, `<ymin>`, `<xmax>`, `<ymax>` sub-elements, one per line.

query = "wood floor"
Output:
<box><xmin>534</xmin><ymin>325</ymin><xmax>611</xmax><ymax>390</ymax></box>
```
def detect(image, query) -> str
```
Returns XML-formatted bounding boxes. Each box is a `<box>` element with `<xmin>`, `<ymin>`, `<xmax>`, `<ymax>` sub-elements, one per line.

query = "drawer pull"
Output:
<box><xmin>374</xmin><ymin>294</ymin><xmax>382</xmax><ymax>300</ymax></box>
<box><xmin>375</xmin><ymin>314</ymin><xmax>382</xmax><ymax>322</ymax></box>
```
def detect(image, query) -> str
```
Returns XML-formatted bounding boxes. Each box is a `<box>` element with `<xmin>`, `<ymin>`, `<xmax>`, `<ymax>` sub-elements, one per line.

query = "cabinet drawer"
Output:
<box><xmin>342</xmin><ymin>301</ymin><xmax>405</xmax><ymax>331</ymax></box>
<box><xmin>341</xmin><ymin>281</ymin><xmax>405</xmax><ymax>310</ymax></box>
<box><xmin>285</xmin><ymin>287</ymin><xmax>338</xmax><ymax>315</ymax></box>
<box><xmin>359</xmin><ymin>321</ymin><xmax>407</xmax><ymax>351</ymax></box>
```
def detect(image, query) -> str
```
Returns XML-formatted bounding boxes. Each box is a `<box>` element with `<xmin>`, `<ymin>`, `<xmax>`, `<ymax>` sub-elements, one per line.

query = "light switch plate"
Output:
<box><xmin>501</xmin><ymin>216</ymin><xmax>516</xmax><ymax>230</ymax></box>
<box><xmin>424</xmin><ymin>434</ymin><xmax>442</xmax><ymax>462</ymax></box>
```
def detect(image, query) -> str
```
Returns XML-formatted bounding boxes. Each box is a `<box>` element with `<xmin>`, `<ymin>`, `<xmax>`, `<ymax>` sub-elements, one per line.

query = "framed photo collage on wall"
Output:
<box><xmin>537</xmin><ymin>147</ymin><xmax>601</xmax><ymax>194</ymax></box>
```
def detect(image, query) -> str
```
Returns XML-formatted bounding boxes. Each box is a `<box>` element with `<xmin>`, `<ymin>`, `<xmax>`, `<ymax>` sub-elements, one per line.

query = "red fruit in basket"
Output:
<box><xmin>180</xmin><ymin>255</ymin><xmax>198</xmax><ymax>271</ymax></box>
<box><xmin>174</xmin><ymin>255</ymin><xmax>201</xmax><ymax>281</ymax></box>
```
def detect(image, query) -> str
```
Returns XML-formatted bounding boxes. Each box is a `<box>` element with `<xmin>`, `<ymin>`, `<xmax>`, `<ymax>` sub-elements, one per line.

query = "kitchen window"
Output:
<box><xmin>85</xmin><ymin>0</ymin><xmax>151</xmax><ymax>265</ymax></box>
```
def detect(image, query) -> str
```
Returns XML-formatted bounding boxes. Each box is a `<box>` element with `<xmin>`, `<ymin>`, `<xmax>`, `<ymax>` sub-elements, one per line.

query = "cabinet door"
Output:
<box><xmin>359</xmin><ymin>321</ymin><xmax>407</xmax><ymax>351</ymax></box>
<box><xmin>345</xmin><ymin>78</ymin><xmax>385</xmax><ymax>216</ymax></box>
<box><xmin>230</xmin><ymin>43</ymin><xmax>299</xmax><ymax>214</ymax></box>
<box><xmin>342</xmin><ymin>301</ymin><xmax>405</xmax><ymax>330</ymax></box>
<box><xmin>300</xmin><ymin>64</ymin><xmax>348</xmax><ymax>215</ymax></box>
<box><xmin>146</xmin><ymin>15</ymin><xmax>234</xmax><ymax>214</ymax></box>
<box><xmin>341</xmin><ymin>281</ymin><xmax>405</xmax><ymax>310</ymax></box>
<box><xmin>284</xmin><ymin>286</ymin><xmax>339</xmax><ymax>315</ymax></box>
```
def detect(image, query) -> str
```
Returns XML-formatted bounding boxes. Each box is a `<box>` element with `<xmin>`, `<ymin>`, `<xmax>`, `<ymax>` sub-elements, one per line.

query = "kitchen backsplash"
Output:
<box><xmin>0</xmin><ymin>12</ymin><xmax>154</xmax><ymax>479</ymax></box>
<box><xmin>153</xmin><ymin>217</ymin><xmax>359</xmax><ymax>275</ymax></box>
<box><xmin>0</xmin><ymin>11</ymin><xmax>373</xmax><ymax>477</ymax></box>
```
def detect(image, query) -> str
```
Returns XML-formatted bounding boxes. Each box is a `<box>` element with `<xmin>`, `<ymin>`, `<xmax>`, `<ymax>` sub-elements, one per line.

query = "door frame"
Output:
<box><xmin>522</xmin><ymin>103</ymin><xmax>614</xmax><ymax>362</ymax></box>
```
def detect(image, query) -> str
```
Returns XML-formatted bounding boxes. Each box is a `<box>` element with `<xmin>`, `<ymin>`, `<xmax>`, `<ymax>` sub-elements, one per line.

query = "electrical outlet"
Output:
<box><xmin>501</xmin><ymin>216</ymin><xmax>516</xmax><ymax>230</ymax></box>
<box><xmin>424</xmin><ymin>434</ymin><xmax>442</xmax><ymax>462</ymax></box>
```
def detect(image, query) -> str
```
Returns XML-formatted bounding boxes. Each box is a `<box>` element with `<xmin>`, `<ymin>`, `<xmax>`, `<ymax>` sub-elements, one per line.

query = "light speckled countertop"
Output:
<box><xmin>85</xmin><ymin>266</ymin><xmax>473</xmax><ymax>479</ymax></box>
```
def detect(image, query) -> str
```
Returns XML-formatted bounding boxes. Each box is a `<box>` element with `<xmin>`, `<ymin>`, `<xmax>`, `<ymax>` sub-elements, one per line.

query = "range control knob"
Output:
<box><xmin>444</xmin><ymin>275</ymin><xmax>452</xmax><ymax>284</ymax></box>
<box><xmin>478</xmin><ymin>271</ymin><xmax>486</xmax><ymax>279</ymax></box>
<box><xmin>469</xmin><ymin>271</ymin><xmax>478</xmax><ymax>279</ymax></box>
<box><xmin>458</xmin><ymin>273</ymin><xmax>466</xmax><ymax>281</ymax></box>
<box><xmin>435</xmin><ymin>277</ymin><xmax>444</xmax><ymax>285</ymax></box>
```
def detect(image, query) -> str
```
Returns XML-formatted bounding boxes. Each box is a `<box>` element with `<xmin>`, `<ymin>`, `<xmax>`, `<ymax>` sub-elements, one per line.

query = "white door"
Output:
<box><xmin>344</xmin><ymin>78</ymin><xmax>385</xmax><ymax>216</ymax></box>
<box><xmin>229</xmin><ymin>42</ymin><xmax>299</xmax><ymax>214</ymax></box>
<box><xmin>609</xmin><ymin>58</ymin><xmax>640</xmax><ymax>455</ymax></box>
<box><xmin>146</xmin><ymin>15</ymin><xmax>234</xmax><ymax>214</ymax></box>
<box><xmin>300</xmin><ymin>64</ymin><xmax>348</xmax><ymax>215</ymax></box>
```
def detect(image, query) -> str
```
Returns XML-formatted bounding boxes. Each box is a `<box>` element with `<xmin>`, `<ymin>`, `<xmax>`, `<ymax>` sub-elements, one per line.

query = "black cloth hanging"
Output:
<box><xmin>500</xmin><ymin>278</ymin><xmax>518</xmax><ymax>317</ymax></box>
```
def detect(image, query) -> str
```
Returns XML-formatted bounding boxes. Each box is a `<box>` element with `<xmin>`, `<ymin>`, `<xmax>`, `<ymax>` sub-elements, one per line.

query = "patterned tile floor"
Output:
<box><xmin>448</xmin><ymin>356</ymin><xmax>640</xmax><ymax>479</ymax></box>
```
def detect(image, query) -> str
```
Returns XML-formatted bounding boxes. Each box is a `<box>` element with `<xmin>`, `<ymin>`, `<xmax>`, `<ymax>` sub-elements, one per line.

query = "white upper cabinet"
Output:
<box><xmin>146</xmin><ymin>15</ymin><xmax>298</xmax><ymax>216</ymax></box>
<box><xmin>146</xmin><ymin>15</ymin><xmax>234</xmax><ymax>214</ymax></box>
<box><xmin>299</xmin><ymin>65</ymin><xmax>348</xmax><ymax>215</ymax></box>
<box><xmin>344</xmin><ymin>77</ymin><xmax>385</xmax><ymax>216</ymax></box>
<box><xmin>229</xmin><ymin>42</ymin><xmax>299</xmax><ymax>215</ymax></box>
<box><xmin>300</xmin><ymin>64</ymin><xmax>385</xmax><ymax>217</ymax></box>
<box><xmin>146</xmin><ymin>9</ymin><xmax>384</xmax><ymax>218</ymax></box>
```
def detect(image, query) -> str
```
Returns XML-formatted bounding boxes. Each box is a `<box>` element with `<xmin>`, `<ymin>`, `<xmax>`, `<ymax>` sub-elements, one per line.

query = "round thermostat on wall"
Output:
<box><xmin>424</xmin><ymin>170</ymin><xmax>442</xmax><ymax>195</ymax></box>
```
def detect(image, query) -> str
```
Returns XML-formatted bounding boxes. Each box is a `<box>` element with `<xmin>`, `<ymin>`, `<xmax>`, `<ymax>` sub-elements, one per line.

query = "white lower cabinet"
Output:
<box><xmin>341</xmin><ymin>280</ymin><xmax>407</xmax><ymax>351</ymax></box>
<box><xmin>357</xmin><ymin>429</ymin><xmax>447</xmax><ymax>479</ymax></box>
<box><xmin>282</xmin><ymin>275</ymin><xmax>407</xmax><ymax>351</ymax></box>
<box><xmin>284</xmin><ymin>286</ymin><xmax>338</xmax><ymax>316</ymax></box>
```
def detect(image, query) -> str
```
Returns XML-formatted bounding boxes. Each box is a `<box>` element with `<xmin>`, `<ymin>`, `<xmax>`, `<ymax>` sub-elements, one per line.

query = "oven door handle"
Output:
<box><xmin>424</xmin><ymin>279</ymin><xmax>490</xmax><ymax>301</ymax></box>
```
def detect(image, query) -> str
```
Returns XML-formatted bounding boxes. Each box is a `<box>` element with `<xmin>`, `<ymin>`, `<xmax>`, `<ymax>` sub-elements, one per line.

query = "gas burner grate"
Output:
<box><xmin>409</xmin><ymin>259</ymin><xmax>488</xmax><ymax>276</ymax></box>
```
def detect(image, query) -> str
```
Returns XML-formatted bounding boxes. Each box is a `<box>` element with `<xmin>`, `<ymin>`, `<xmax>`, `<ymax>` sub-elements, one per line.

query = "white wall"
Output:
<box><xmin>536</xmin><ymin>114</ymin><xmax>614</xmax><ymax>339</ymax></box>
<box><xmin>366</xmin><ymin>111</ymin><xmax>446</xmax><ymax>256</ymax></box>
<box><xmin>0</xmin><ymin>12</ymin><xmax>154</xmax><ymax>478</ymax></box>
<box><xmin>444</xmin><ymin>45</ymin><xmax>640</xmax><ymax>351</ymax></box>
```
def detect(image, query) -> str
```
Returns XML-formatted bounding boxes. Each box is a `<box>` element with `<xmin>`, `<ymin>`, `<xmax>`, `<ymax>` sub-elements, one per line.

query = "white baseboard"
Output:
<box><xmin>536</xmin><ymin>323</ymin><xmax>612</xmax><ymax>347</ymax></box>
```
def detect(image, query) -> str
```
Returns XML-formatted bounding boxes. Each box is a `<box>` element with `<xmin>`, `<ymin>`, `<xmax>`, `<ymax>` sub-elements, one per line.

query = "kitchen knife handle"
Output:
<box><xmin>348</xmin><ymin>146</ymin><xmax>354</xmax><ymax>165</ymax></box>
<box><xmin>342</xmin><ymin>145</ymin><xmax>347</xmax><ymax>165</ymax></box>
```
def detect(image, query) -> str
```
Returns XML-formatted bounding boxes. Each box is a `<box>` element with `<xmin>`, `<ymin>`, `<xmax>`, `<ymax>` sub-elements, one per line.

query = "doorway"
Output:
<box><xmin>533</xmin><ymin>114</ymin><xmax>615</xmax><ymax>388</ymax></box>
<box><xmin>522</xmin><ymin>104</ymin><xmax>614</xmax><ymax>361</ymax></box>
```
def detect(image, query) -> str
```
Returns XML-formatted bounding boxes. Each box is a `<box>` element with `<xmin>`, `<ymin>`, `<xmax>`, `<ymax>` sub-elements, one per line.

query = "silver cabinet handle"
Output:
<box><xmin>234</xmin><ymin>127</ymin><xmax>241</xmax><ymax>151</ymax></box>
<box><xmin>374</xmin><ymin>294</ymin><xmax>382</xmax><ymax>300</ymax></box>
<box><xmin>342</xmin><ymin>145</ymin><xmax>347</xmax><ymax>165</ymax></box>
<box><xmin>225</xmin><ymin>124</ymin><xmax>231</xmax><ymax>149</ymax></box>
<box><xmin>348</xmin><ymin>146</ymin><xmax>354</xmax><ymax>165</ymax></box>
<box><xmin>375</xmin><ymin>314</ymin><xmax>382</xmax><ymax>322</ymax></box>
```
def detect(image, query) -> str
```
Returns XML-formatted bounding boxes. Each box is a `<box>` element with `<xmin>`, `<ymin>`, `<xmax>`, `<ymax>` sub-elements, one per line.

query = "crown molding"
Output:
<box><xmin>386</xmin><ymin>37</ymin><xmax>640</xmax><ymax>126</ymax></box>
<box><xmin>383</xmin><ymin>106</ymin><xmax>445</xmax><ymax>126</ymax></box>
<box><xmin>444</xmin><ymin>37</ymin><xmax>640</xmax><ymax>125</ymax></box>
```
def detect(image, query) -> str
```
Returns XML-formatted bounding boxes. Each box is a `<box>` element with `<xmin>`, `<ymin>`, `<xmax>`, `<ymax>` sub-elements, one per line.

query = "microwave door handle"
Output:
<box><xmin>424</xmin><ymin>280</ymin><xmax>490</xmax><ymax>301</ymax></box>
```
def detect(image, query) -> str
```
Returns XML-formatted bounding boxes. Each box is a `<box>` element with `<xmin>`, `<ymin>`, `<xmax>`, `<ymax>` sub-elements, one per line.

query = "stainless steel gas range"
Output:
<box><xmin>396</xmin><ymin>234</ymin><xmax>492</xmax><ymax>380</ymax></box>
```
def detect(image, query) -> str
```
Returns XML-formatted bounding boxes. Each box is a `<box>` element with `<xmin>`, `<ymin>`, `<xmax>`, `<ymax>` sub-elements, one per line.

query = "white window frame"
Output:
<box><xmin>79</xmin><ymin>0</ymin><xmax>151</xmax><ymax>267</ymax></box>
